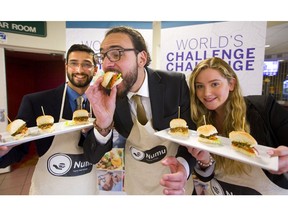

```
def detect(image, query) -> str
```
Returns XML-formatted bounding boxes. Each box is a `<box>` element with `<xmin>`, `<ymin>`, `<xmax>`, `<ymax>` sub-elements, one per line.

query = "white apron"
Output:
<box><xmin>124</xmin><ymin>119</ymin><xmax>194</xmax><ymax>195</ymax></box>
<box><xmin>29</xmin><ymin>84</ymin><xmax>98</xmax><ymax>195</ymax></box>
<box><xmin>194</xmin><ymin>164</ymin><xmax>288</xmax><ymax>195</ymax></box>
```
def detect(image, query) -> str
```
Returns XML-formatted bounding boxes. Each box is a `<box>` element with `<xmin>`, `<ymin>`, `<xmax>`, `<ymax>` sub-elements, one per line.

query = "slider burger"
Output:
<box><xmin>197</xmin><ymin>124</ymin><xmax>221</xmax><ymax>144</ymax></box>
<box><xmin>73</xmin><ymin>109</ymin><xmax>89</xmax><ymax>125</ymax></box>
<box><xmin>36</xmin><ymin>115</ymin><xmax>55</xmax><ymax>133</ymax></box>
<box><xmin>168</xmin><ymin>118</ymin><xmax>189</xmax><ymax>137</ymax></box>
<box><xmin>229</xmin><ymin>131</ymin><xmax>259</xmax><ymax>157</ymax></box>
<box><xmin>101</xmin><ymin>72</ymin><xmax>123</xmax><ymax>89</ymax></box>
<box><xmin>6</xmin><ymin>119</ymin><xmax>29</xmax><ymax>140</ymax></box>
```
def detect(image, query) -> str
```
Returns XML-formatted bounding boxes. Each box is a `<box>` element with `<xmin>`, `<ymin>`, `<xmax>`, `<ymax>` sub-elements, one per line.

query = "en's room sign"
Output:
<box><xmin>0</xmin><ymin>21</ymin><xmax>47</xmax><ymax>37</ymax></box>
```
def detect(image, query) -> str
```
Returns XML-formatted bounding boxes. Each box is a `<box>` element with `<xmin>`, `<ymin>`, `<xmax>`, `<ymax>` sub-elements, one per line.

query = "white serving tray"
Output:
<box><xmin>0</xmin><ymin>118</ymin><xmax>94</xmax><ymax>147</ymax></box>
<box><xmin>155</xmin><ymin>129</ymin><xmax>278</xmax><ymax>171</ymax></box>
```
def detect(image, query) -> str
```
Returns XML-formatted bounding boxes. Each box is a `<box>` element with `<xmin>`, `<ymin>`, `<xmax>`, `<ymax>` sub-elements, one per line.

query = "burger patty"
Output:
<box><xmin>38</xmin><ymin>123</ymin><xmax>54</xmax><ymax>129</ymax></box>
<box><xmin>74</xmin><ymin>116</ymin><xmax>89</xmax><ymax>122</ymax></box>
<box><xmin>170</xmin><ymin>127</ymin><xmax>188</xmax><ymax>133</ymax></box>
<box><xmin>12</xmin><ymin>124</ymin><xmax>28</xmax><ymax>136</ymax></box>
<box><xmin>199</xmin><ymin>133</ymin><xmax>218</xmax><ymax>140</ymax></box>
<box><xmin>231</xmin><ymin>141</ymin><xmax>255</xmax><ymax>154</ymax></box>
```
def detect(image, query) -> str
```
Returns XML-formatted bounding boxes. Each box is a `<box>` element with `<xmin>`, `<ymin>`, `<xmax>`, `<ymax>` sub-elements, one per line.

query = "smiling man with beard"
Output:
<box><xmin>0</xmin><ymin>44</ymin><xmax>110</xmax><ymax>195</ymax></box>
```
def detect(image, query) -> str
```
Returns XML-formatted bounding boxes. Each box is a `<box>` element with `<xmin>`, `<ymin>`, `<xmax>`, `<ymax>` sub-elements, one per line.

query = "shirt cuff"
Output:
<box><xmin>93</xmin><ymin>128</ymin><xmax>112</xmax><ymax>145</ymax></box>
<box><xmin>177</xmin><ymin>157</ymin><xmax>190</xmax><ymax>179</ymax></box>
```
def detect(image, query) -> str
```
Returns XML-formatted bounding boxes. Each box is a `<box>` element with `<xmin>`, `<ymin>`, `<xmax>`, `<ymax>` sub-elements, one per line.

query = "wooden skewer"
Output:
<box><xmin>4</xmin><ymin>112</ymin><xmax>11</xmax><ymax>123</ymax></box>
<box><xmin>41</xmin><ymin>106</ymin><xmax>45</xmax><ymax>116</ymax></box>
<box><xmin>203</xmin><ymin>115</ymin><xmax>206</xmax><ymax>125</ymax></box>
<box><xmin>178</xmin><ymin>106</ymin><xmax>180</xmax><ymax>118</ymax></box>
<box><xmin>242</xmin><ymin>117</ymin><xmax>245</xmax><ymax>131</ymax></box>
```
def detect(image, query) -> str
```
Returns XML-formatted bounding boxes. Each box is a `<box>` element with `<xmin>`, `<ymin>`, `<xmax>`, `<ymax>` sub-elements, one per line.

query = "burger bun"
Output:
<box><xmin>73</xmin><ymin>109</ymin><xmax>89</xmax><ymax>125</ymax></box>
<box><xmin>197</xmin><ymin>124</ymin><xmax>218</xmax><ymax>136</ymax></box>
<box><xmin>101</xmin><ymin>72</ymin><xmax>123</xmax><ymax>89</ymax></box>
<box><xmin>197</xmin><ymin>124</ymin><xmax>220</xmax><ymax>145</ymax></box>
<box><xmin>36</xmin><ymin>115</ymin><xmax>55</xmax><ymax>133</ymax></box>
<box><xmin>6</xmin><ymin>119</ymin><xmax>29</xmax><ymax>140</ymax></box>
<box><xmin>229</xmin><ymin>131</ymin><xmax>257</xmax><ymax>147</ymax></box>
<box><xmin>168</xmin><ymin>118</ymin><xmax>189</xmax><ymax>137</ymax></box>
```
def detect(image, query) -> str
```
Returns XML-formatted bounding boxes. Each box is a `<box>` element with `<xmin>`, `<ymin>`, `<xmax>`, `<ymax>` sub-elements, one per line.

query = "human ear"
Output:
<box><xmin>137</xmin><ymin>51</ymin><xmax>147</xmax><ymax>67</ymax></box>
<box><xmin>229</xmin><ymin>78</ymin><xmax>236</xmax><ymax>91</ymax></box>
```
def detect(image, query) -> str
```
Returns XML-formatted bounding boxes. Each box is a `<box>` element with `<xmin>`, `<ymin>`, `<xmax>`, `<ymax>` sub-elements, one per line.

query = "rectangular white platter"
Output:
<box><xmin>155</xmin><ymin>129</ymin><xmax>278</xmax><ymax>171</ymax></box>
<box><xmin>0</xmin><ymin>118</ymin><xmax>94</xmax><ymax>147</ymax></box>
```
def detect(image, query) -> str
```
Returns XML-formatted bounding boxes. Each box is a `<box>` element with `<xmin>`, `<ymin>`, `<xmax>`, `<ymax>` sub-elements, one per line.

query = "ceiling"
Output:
<box><xmin>265</xmin><ymin>21</ymin><xmax>288</xmax><ymax>60</ymax></box>
<box><xmin>4</xmin><ymin>21</ymin><xmax>288</xmax><ymax>61</ymax></box>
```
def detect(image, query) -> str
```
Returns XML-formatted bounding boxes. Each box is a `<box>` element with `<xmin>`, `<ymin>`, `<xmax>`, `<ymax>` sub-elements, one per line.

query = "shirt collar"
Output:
<box><xmin>127</xmin><ymin>69</ymin><xmax>149</xmax><ymax>100</ymax></box>
<box><xmin>67</xmin><ymin>85</ymin><xmax>87</xmax><ymax>101</ymax></box>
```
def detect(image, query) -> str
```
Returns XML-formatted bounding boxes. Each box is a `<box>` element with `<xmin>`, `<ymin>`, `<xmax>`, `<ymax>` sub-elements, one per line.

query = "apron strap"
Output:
<box><xmin>59</xmin><ymin>83</ymin><xmax>68</xmax><ymax>120</ymax></box>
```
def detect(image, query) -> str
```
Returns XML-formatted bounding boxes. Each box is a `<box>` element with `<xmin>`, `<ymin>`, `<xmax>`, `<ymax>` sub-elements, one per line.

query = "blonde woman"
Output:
<box><xmin>188</xmin><ymin>57</ymin><xmax>288</xmax><ymax>195</ymax></box>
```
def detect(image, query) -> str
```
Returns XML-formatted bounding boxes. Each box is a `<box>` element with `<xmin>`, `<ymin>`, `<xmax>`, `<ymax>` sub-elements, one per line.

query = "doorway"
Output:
<box><xmin>5</xmin><ymin>49</ymin><xmax>66</xmax><ymax>120</ymax></box>
<box><xmin>4</xmin><ymin>49</ymin><xmax>66</xmax><ymax>166</ymax></box>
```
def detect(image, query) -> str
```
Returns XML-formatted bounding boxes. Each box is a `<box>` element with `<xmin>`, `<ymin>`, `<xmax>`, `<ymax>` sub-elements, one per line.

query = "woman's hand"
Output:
<box><xmin>187</xmin><ymin>146</ymin><xmax>213</xmax><ymax>169</ymax></box>
<box><xmin>267</xmin><ymin>145</ymin><xmax>288</xmax><ymax>174</ymax></box>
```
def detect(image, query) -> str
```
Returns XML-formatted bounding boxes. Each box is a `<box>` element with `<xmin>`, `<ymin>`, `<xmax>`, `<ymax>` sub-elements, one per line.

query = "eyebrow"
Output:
<box><xmin>69</xmin><ymin>59</ymin><xmax>93</xmax><ymax>63</ymax></box>
<box><xmin>196</xmin><ymin>79</ymin><xmax>222</xmax><ymax>84</ymax></box>
<box><xmin>100</xmin><ymin>45</ymin><xmax>124</xmax><ymax>52</ymax></box>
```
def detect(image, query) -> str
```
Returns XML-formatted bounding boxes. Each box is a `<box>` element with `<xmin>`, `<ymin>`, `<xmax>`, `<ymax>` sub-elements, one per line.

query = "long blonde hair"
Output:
<box><xmin>189</xmin><ymin>57</ymin><xmax>251</xmax><ymax>175</ymax></box>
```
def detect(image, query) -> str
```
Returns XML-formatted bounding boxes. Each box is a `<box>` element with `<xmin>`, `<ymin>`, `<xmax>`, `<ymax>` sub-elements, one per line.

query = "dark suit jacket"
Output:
<box><xmin>0</xmin><ymin>83</ymin><xmax>110</xmax><ymax>168</ymax></box>
<box><xmin>84</xmin><ymin>68</ymin><xmax>197</xmax><ymax>173</ymax></box>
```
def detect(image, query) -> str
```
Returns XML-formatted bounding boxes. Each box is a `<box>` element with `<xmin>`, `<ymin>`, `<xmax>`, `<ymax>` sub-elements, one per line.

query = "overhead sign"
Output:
<box><xmin>0</xmin><ymin>21</ymin><xmax>47</xmax><ymax>37</ymax></box>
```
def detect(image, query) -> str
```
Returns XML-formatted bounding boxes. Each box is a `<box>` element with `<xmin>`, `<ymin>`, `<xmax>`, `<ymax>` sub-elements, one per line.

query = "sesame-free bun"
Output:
<box><xmin>168</xmin><ymin>118</ymin><xmax>189</xmax><ymax>137</ymax></box>
<box><xmin>229</xmin><ymin>131</ymin><xmax>258</xmax><ymax>156</ymax></box>
<box><xmin>36</xmin><ymin>115</ymin><xmax>54</xmax><ymax>125</ymax></box>
<box><xmin>6</xmin><ymin>119</ymin><xmax>29</xmax><ymax>139</ymax></box>
<box><xmin>36</xmin><ymin>115</ymin><xmax>55</xmax><ymax>133</ymax></box>
<box><xmin>170</xmin><ymin>118</ymin><xmax>187</xmax><ymax>128</ymax></box>
<box><xmin>197</xmin><ymin>124</ymin><xmax>220</xmax><ymax>144</ymax></box>
<box><xmin>229</xmin><ymin>131</ymin><xmax>257</xmax><ymax>147</ymax></box>
<box><xmin>197</xmin><ymin>124</ymin><xmax>218</xmax><ymax>137</ymax></box>
<box><xmin>101</xmin><ymin>72</ymin><xmax>123</xmax><ymax>89</ymax></box>
<box><xmin>197</xmin><ymin>136</ymin><xmax>220</xmax><ymax>144</ymax></box>
<box><xmin>73</xmin><ymin>109</ymin><xmax>89</xmax><ymax>125</ymax></box>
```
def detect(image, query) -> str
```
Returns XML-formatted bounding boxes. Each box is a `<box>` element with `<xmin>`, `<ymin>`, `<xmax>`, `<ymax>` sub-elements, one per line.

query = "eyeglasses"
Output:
<box><xmin>94</xmin><ymin>48</ymin><xmax>138</xmax><ymax>64</ymax></box>
<box><xmin>67</xmin><ymin>62</ymin><xmax>95</xmax><ymax>70</ymax></box>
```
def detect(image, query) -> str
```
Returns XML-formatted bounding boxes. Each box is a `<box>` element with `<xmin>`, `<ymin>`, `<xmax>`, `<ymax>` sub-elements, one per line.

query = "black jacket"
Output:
<box><xmin>0</xmin><ymin>84</ymin><xmax>109</xmax><ymax>168</ymax></box>
<box><xmin>245</xmin><ymin>95</ymin><xmax>288</xmax><ymax>189</ymax></box>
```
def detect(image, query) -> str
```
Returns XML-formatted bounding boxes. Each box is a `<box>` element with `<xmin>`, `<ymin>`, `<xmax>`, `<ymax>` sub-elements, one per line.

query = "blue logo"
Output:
<box><xmin>0</xmin><ymin>32</ymin><xmax>7</xmax><ymax>40</ymax></box>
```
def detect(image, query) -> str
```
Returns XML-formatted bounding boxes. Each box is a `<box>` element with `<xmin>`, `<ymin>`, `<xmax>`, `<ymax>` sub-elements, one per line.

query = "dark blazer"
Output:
<box><xmin>84</xmin><ymin>68</ymin><xmax>197</xmax><ymax>172</ymax></box>
<box><xmin>246</xmin><ymin>95</ymin><xmax>288</xmax><ymax>189</ymax></box>
<box><xmin>0</xmin><ymin>84</ymin><xmax>69</xmax><ymax>167</ymax></box>
<box><xmin>0</xmin><ymin>83</ymin><xmax>110</xmax><ymax>168</ymax></box>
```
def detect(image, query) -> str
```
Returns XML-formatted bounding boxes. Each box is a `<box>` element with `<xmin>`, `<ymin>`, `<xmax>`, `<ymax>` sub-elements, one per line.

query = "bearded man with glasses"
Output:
<box><xmin>84</xmin><ymin>26</ymin><xmax>215</xmax><ymax>195</ymax></box>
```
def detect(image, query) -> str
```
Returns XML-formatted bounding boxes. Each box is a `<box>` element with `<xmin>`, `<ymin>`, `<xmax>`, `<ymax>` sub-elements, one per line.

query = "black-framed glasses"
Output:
<box><xmin>94</xmin><ymin>48</ymin><xmax>139</xmax><ymax>64</ymax></box>
<box><xmin>67</xmin><ymin>62</ymin><xmax>95</xmax><ymax>70</ymax></box>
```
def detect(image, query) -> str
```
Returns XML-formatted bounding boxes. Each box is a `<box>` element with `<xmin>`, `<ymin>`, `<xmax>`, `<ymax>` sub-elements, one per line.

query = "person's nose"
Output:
<box><xmin>203</xmin><ymin>86</ymin><xmax>212</xmax><ymax>96</ymax></box>
<box><xmin>102</xmin><ymin>58</ymin><xmax>116</xmax><ymax>70</ymax></box>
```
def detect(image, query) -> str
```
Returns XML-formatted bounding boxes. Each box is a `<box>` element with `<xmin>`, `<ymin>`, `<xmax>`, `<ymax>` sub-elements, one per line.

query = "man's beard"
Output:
<box><xmin>67</xmin><ymin>73</ymin><xmax>93</xmax><ymax>88</ymax></box>
<box><xmin>117</xmin><ymin>65</ymin><xmax>138</xmax><ymax>98</ymax></box>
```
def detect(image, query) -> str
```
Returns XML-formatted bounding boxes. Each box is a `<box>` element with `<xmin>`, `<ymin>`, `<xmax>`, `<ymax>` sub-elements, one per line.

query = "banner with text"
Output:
<box><xmin>161</xmin><ymin>21</ymin><xmax>267</xmax><ymax>95</ymax></box>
